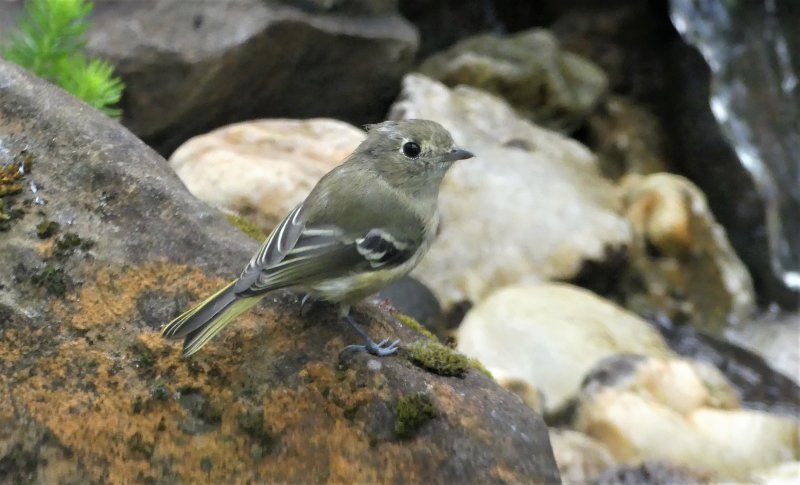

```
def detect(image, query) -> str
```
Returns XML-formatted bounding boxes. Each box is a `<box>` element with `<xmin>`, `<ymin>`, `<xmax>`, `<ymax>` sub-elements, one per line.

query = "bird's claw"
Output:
<box><xmin>341</xmin><ymin>338</ymin><xmax>400</xmax><ymax>357</ymax></box>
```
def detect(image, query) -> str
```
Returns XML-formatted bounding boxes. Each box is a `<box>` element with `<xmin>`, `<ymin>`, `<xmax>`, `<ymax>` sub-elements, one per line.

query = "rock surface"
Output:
<box><xmin>574</xmin><ymin>355</ymin><xmax>799</xmax><ymax>481</ymax></box>
<box><xmin>390</xmin><ymin>74</ymin><xmax>631</xmax><ymax>309</ymax></box>
<box><xmin>169</xmin><ymin>118</ymin><xmax>365</xmax><ymax>231</ymax></box>
<box><xmin>0</xmin><ymin>60</ymin><xmax>560</xmax><ymax>484</ymax></box>
<box><xmin>418</xmin><ymin>29</ymin><xmax>608</xmax><ymax>132</ymax></box>
<box><xmin>620</xmin><ymin>173</ymin><xmax>756</xmax><ymax>333</ymax></box>
<box><xmin>726</xmin><ymin>312</ymin><xmax>800</xmax><ymax>386</ymax></box>
<box><xmin>0</xmin><ymin>1</ymin><xmax>418</xmax><ymax>154</ymax></box>
<box><xmin>456</xmin><ymin>283</ymin><xmax>670</xmax><ymax>414</ymax></box>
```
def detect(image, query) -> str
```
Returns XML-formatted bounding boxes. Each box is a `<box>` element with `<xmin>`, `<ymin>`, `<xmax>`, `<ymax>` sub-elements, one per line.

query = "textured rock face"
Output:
<box><xmin>390</xmin><ymin>74</ymin><xmax>631</xmax><ymax>309</ymax></box>
<box><xmin>0</xmin><ymin>61</ymin><xmax>560</xmax><ymax>484</ymax></box>
<box><xmin>169</xmin><ymin>119</ymin><xmax>365</xmax><ymax>231</ymax></box>
<box><xmin>456</xmin><ymin>283</ymin><xmax>671</xmax><ymax>414</ymax></box>
<box><xmin>621</xmin><ymin>173</ymin><xmax>756</xmax><ymax>333</ymax></box>
<box><xmin>83</xmin><ymin>0</ymin><xmax>416</xmax><ymax>154</ymax></box>
<box><xmin>418</xmin><ymin>29</ymin><xmax>608</xmax><ymax>132</ymax></box>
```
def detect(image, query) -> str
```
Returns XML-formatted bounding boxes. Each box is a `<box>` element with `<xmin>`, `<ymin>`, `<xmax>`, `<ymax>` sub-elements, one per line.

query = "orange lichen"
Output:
<box><xmin>2</xmin><ymin>260</ymin><xmax>540</xmax><ymax>483</ymax></box>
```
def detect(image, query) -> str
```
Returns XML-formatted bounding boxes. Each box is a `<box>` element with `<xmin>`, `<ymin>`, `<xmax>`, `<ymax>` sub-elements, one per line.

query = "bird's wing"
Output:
<box><xmin>234</xmin><ymin>205</ymin><xmax>419</xmax><ymax>296</ymax></box>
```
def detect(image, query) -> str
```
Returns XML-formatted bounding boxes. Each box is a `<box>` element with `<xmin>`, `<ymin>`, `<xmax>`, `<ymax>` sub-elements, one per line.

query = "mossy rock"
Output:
<box><xmin>394</xmin><ymin>393</ymin><xmax>437</xmax><ymax>438</ymax></box>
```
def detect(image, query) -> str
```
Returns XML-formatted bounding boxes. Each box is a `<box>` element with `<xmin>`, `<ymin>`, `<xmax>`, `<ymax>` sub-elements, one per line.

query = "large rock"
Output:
<box><xmin>0</xmin><ymin>1</ymin><xmax>418</xmax><ymax>155</ymax></box>
<box><xmin>0</xmin><ymin>61</ymin><xmax>560</xmax><ymax>484</ymax></box>
<box><xmin>390</xmin><ymin>74</ymin><xmax>631</xmax><ymax>309</ymax></box>
<box><xmin>725</xmin><ymin>312</ymin><xmax>800</xmax><ymax>386</ymax></box>
<box><xmin>169</xmin><ymin>118</ymin><xmax>365</xmax><ymax>231</ymax></box>
<box><xmin>620</xmin><ymin>173</ymin><xmax>756</xmax><ymax>333</ymax></box>
<box><xmin>418</xmin><ymin>29</ymin><xmax>608</xmax><ymax>132</ymax></box>
<box><xmin>574</xmin><ymin>355</ymin><xmax>799</xmax><ymax>481</ymax></box>
<box><xmin>456</xmin><ymin>283</ymin><xmax>671</xmax><ymax>414</ymax></box>
<box><xmin>549</xmin><ymin>428</ymin><xmax>617</xmax><ymax>484</ymax></box>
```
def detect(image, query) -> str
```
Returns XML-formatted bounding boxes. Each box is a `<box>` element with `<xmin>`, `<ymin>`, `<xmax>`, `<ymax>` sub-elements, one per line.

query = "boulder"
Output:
<box><xmin>549</xmin><ymin>428</ymin><xmax>617</xmax><ymax>484</ymax></box>
<box><xmin>169</xmin><ymin>118</ymin><xmax>365</xmax><ymax>231</ymax></box>
<box><xmin>418</xmin><ymin>29</ymin><xmax>608</xmax><ymax>132</ymax></box>
<box><xmin>574</xmin><ymin>355</ymin><xmax>799</xmax><ymax>481</ymax></box>
<box><xmin>620</xmin><ymin>173</ymin><xmax>756</xmax><ymax>333</ymax></box>
<box><xmin>0</xmin><ymin>60</ymin><xmax>560</xmax><ymax>484</ymax></box>
<box><xmin>0</xmin><ymin>0</ymin><xmax>418</xmax><ymax>154</ymax></box>
<box><xmin>390</xmin><ymin>74</ymin><xmax>631</xmax><ymax>310</ymax></box>
<box><xmin>456</xmin><ymin>283</ymin><xmax>671</xmax><ymax>414</ymax></box>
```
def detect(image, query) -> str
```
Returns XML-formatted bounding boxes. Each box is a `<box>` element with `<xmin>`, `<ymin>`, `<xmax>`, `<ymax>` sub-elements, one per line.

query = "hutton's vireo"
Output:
<box><xmin>162</xmin><ymin>119</ymin><xmax>474</xmax><ymax>357</ymax></box>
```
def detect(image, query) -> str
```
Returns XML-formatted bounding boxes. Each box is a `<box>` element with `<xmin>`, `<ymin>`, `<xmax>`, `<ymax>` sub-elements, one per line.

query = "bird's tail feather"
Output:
<box><xmin>161</xmin><ymin>280</ymin><xmax>261</xmax><ymax>357</ymax></box>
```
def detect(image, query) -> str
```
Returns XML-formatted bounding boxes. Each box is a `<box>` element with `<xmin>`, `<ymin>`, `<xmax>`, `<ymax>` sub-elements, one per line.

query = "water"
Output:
<box><xmin>670</xmin><ymin>0</ymin><xmax>800</xmax><ymax>292</ymax></box>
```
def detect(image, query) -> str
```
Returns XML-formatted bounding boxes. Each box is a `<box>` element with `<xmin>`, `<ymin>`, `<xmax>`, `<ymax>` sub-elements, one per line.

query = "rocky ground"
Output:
<box><xmin>0</xmin><ymin>1</ymin><xmax>798</xmax><ymax>484</ymax></box>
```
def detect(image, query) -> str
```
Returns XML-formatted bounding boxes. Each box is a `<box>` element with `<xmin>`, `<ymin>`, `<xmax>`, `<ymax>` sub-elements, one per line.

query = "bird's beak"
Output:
<box><xmin>445</xmin><ymin>147</ymin><xmax>474</xmax><ymax>162</ymax></box>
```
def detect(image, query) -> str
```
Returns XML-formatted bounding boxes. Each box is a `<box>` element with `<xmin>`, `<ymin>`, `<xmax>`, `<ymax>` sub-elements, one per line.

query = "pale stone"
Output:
<box><xmin>456</xmin><ymin>283</ymin><xmax>670</xmax><ymax>414</ymax></box>
<box><xmin>418</xmin><ymin>29</ymin><xmax>608</xmax><ymax>131</ymax></box>
<box><xmin>390</xmin><ymin>74</ymin><xmax>632</xmax><ymax>309</ymax></box>
<box><xmin>621</xmin><ymin>173</ymin><xmax>756</xmax><ymax>333</ymax></box>
<box><xmin>748</xmin><ymin>461</ymin><xmax>800</xmax><ymax>484</ymax></box>
<box><xmin>169</xmin><ymin>118</ymin><xmax>365</xmax><ymax>231</ymax></box>
<box><xmin>574</xmin><ymin>355</ymin><xmax>799</xmax><ymax>481</ymax></box>
<box><xmin>549</xmin><ymin>429</ymin><xmax>617</xmax><ymax>484</ymax></box>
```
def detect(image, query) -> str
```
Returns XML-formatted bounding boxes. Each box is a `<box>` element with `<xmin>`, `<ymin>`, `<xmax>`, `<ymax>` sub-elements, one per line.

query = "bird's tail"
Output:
<box><xmin>161</xmin><ymin>280</ymin><xmax>261</xmax><ymax>357</ymax></box>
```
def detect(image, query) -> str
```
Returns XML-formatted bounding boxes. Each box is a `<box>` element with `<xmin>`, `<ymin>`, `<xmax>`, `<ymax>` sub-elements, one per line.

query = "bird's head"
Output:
<box><xmin>354</xmin><ymin>119</ymin><xmax>474</xmax><ymax>195</ymax></box>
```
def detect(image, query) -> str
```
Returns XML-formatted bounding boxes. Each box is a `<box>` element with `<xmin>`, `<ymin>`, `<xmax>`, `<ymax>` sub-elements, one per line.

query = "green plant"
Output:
<box><xmin>3</xmin><ymin>0</ymin><xmax>124</xmax><ymax>118</ymax></box>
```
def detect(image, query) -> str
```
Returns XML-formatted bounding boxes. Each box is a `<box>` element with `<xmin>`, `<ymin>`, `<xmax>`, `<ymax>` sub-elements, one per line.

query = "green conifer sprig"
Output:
<box><xmin>3</xmin><ymin>0</ymin><xmax>124</xmax><ymax>118</ymax></box>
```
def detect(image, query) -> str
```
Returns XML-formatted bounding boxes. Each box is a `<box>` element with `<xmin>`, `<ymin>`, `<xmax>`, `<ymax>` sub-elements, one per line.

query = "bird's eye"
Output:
<box><xmin>402</xmin><ymin>141</ymin><xmax>421</xmax><ymax>158</ymax></box>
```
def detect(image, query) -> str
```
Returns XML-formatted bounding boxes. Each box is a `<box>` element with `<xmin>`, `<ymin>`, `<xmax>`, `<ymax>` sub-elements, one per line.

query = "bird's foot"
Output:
<box><xmin>340</xmin><ymin>314</ymin><xmax>400</xmax><ymax>357</ymax></box>
<box><xmin>342</xmin><ymin>337</ymin><xmax>401</xmax><ymax>357</ymax></box>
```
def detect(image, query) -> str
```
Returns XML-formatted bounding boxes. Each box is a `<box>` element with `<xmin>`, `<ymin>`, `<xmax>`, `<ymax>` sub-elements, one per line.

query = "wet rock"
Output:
<box><xmin>574</xmin><ymin>355</ymin><xmax>799</xmax><ymax>481</ymax></box>
<box><xmin>0</xmin><ymin>60</ymin><xmax>560</xmax><ymax>484</ymax></box>
<box><xmin>390</xmin><ymin>74</ymin><xmax>631</xmax><ymax>309</ymax></box>
<box><xmin>671</xmin><ymin>0</ymin><xmax>800</xmax><ymax>306</ymax></box>
<box><xmin>549</xmin><ymin>428</ymin><xmax>617</xmax><ymax>484</ymax></box>
<box><xmin>169</xmin><ymin>118</ymin><xmax>365</xmax><ymax>231</ymax></box>
<box><xmin>725</xmin><ymin>312</ymin><xmax>800</xmax><ymax>387</ymax></box>
<box><xmin>5</xmin><ymin>1</ymin><xmax>418</xmax><ymax>154</ymax></box>
<box><xmin>620</xmin><ymin>173</ymin><xmax>756</xmax><ymax>334</ymax></box>
<box><xmin>663</xmin><ymin>324</ymin><xmax>800</xmax><ymax>417</ymax></box>
<box><xmin>418</xmin><ymin>29</ymin><xmax>608</xmax><ymax>132</ymax></box>
<box><xmin>456</xmin><ymin>283</ymin><xmax>670</xmax><ymax>414</ymax></box>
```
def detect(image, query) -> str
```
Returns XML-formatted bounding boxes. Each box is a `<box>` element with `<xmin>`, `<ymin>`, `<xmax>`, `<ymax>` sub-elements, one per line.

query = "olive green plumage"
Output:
<box><xmin>161</xmin><ymin>119</ymin><xmax>474</xmax><ymax>357</ymax></box>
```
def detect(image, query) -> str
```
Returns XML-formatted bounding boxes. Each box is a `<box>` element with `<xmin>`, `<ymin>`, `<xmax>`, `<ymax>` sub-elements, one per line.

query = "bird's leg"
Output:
<box><xmin>299</xmin><ymin>293</ymin><xmax>316</xmax><ymax>317</ymax></box>
<box><xmin>338</xmin><ymin>304</ymin><xmax>399</xmax><ymax>357</ymax></box>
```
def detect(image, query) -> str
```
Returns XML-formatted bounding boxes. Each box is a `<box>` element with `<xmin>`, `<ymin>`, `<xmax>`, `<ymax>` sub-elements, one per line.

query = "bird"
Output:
<box><xmin>161</xmin><ymin>119</ymin><xmax>474</xmax><ymax>357</ymax></box>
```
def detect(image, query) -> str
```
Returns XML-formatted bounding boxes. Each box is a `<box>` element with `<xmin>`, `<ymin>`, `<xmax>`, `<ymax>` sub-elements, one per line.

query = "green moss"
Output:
<box><xmin>394</xmin><ymin>393</ymin><xmax>437</xmax><ymax>438</ymax></box>
<box><xmin>129</xmin><ymin>341</ymin><xmax>156</xmax><ymax>368</ymax></box>
<box><xmin>468</xmin><ymin>357</ymin><xmax>493</xmax><ymax>379</ymax></box>
<box><xmin>396</xmin><ymin>313</ymin><xmax>437</xmax><ymax>341</ymax></box>
<box><xmin>30</xmin><ymin>264</ymin><xmax>68</xmax><ymax>296</ymax></box>
<box><xmin>225</xmin><ymin>214</ymin><xmax>266</xmax><ymax>241</ymax></box>
<box><xmin>54</xmin><ymin>232</ymin><xmax>82</xmax><ymax>257</ymax></box>
<box><xmin>406</xmin><ymin>340</ymin><xmax>469</xmax><ymax>378</ymax></box>
<box><xmin>131</xmin><ymin>395</ymin><xmax>146</xmax><ymax>414</ymax></box>
<box><xmin>236</xmin><ymin>409</ymin><xmax>275</xmax><ymax>451</ymax></box>
<box><xmin>127</xmin><ymin>431</ymin><xmax>154</xmax><ymax>458</ymax></box>
<box><xmin>36</xmin><ymin>220</ymin><xmax>59</xmax><ymax>239</ymax></box>
<box><xmin>149</xmin><ymin>382</ymin><xmax>170</xmax><ymax>401</ymax></box>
